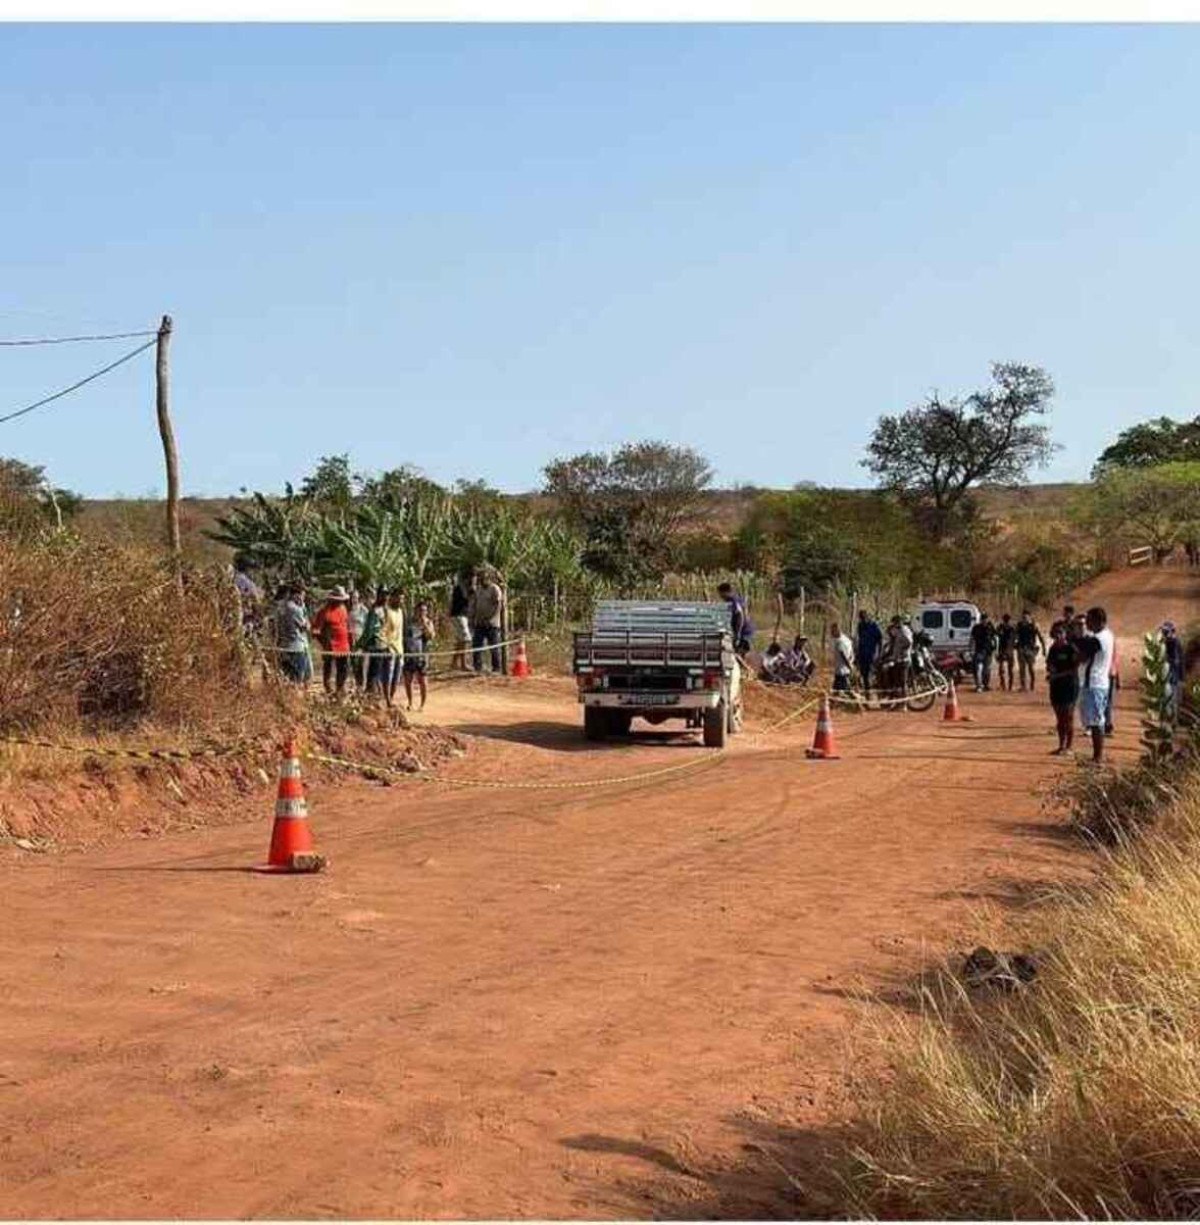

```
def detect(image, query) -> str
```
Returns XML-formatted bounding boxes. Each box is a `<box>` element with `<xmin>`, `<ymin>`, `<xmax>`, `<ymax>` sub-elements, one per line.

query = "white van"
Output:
<box><xmin>912</xmin><ymin>600</ymin><xmax>981</xmax><ymax>656</ymax></box>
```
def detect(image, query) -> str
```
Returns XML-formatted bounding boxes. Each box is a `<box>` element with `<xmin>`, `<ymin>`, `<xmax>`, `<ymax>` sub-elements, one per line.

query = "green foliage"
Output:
<box><xmin>0</xmin><ymin>457</ymin><xmax>81</xmax><ymax>539</ymax></box>
<box><xmin>1093</xmin><ymin>415</ymin><xmax>1200</xmax><ymax>475</ymax></box>
<box><xmin>1084</xmin><ymin>463</ymin><xmax>1200</xmax><ymax>558</ymax></box>
<box><xmin>863</xmin><ymin>362</ymin><xmax>1056</xmax><ymax>539</ymax></box>
<box><xmin>299</xmin><ymin>454</ymin><xmax>357</xmax><ymax>511</ymax></box>
<box><xmin>543</xmin><ymin>440</ymin><xmax>713</xmax><ymax>591</ymax></box>
<box><xmin>1141</xmin><ymin>631</ymin><xmax>1177</xmax><ymax>761</ymax></box>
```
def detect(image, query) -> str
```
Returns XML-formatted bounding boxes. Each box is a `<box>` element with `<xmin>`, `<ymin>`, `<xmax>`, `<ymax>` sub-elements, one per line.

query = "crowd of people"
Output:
<box><xmin>232</xmin><ymin>560</ymin><xmax>510</xmax><ymax>710</ymax></box>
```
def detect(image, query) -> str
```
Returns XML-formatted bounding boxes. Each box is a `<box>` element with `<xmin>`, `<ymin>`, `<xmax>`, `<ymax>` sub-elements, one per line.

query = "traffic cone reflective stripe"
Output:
<box><xmin>510</xmin><ymin>637</ymin><xmax>532</xmax><ymax>678</ymax></box>
<box><xmin>257</xmin><ymin>736</ymin><xmax>325</xmax><ymax>874</ymax></box>
<box><xmin>806</xmin><ymin>695</ymin><xmax>840</xmax><ymax>760</ymax></box>
<box><xmin>943</xmin><ymin>680</ymin><xmax>971</xmax><ymax>723</ymax></box>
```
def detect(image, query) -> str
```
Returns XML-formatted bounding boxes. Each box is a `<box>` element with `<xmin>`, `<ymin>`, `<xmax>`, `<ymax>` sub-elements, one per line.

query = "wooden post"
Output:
<box><xmin>155</xmin><ymin>314</ymin><xmax>182</xmax><ymax>579</ymax></box>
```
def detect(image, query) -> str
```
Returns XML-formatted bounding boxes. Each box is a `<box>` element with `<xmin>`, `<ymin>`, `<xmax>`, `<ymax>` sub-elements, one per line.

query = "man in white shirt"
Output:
<box><xmin>829</xmin><ymin>621</ymin><xmax>854</xmax><ymax>693</ymax></box>
<box><xmin>1076</xmin><ymin>606</ymin><xmax>1115</xmax><ymax>764</ymax></box>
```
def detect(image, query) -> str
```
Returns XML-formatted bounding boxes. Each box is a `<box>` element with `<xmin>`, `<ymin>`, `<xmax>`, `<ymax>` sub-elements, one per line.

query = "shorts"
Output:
<box><xmin>832</xmin><ymin>672</ymin><xmax>852</xmax><ymax>692</ymax></box>
<box><xmin>453</xmin><ymin>615</ymin><xmax>471</xmax><ymax>646</ymax></box>
<box><xmin>1079</xmin><ymin>685</ymin><xmax>1109</xmax><ymax>730</ymax></box>
<box><xmin>403</xmin><ymin>654</ymin><xmax>428</xmax><ymax>675</ymax></box>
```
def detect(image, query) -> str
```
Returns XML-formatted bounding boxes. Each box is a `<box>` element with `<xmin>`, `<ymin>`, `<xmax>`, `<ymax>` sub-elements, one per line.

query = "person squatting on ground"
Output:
<box><xmin>971</xmin><ymin>612</ymin><xmax>998</xmax><ymax>693</ymax></box>
<box><xmin>855</xmin><ymin>610</ymin><xmax>883</xmax><ymax>701</ymax></box>
<box><xmin>996</xmin><ymin>613</ymin><xmax>1017</xmax><ymax>691</ymax></box>
<box><xmin>786</xmin><ymin>634</ymin><xmax>815</xmax><ymax>683</ymax></box>
<box><xmin>717</xmin><ymin>582</ymin><xmax>754</xmax><ymax>656</ymax></box>
<box><xmin>311</xmin><ymin>586</ymin><xmax>352</xmax><ymax>698</ymax></box>
<box><xmin>403</xmin><ymin>599</ymin><xmax>436</xmax><ymax>710</ymax></box>
<box><xmin>449</xmin><ymin>571</ymin><xmax>473</xmax><ymax>672</ymax></box>
<box><xmin>829</xmin><ymin>621</ymin><xmax>854</xmax><ymax>693</ymax></box>
<box><xmin>1075</xmin><ymin>606</ymin><xmax>1116</xmax><ymax>764</ymax></box>
<box><xmin>470</xmin><ymin>568</ymin><xmax>505</xmax><ymax>674</ymax></box>
<box><xmin>1045</xmin><ymin>621</ymin><xmax>1080</xmax><ymax>754</ymax></box>
<box><xmin>1015</xmin><ymin>609</ymin><xmax>1046</xmax><ymax>692</ymax></box>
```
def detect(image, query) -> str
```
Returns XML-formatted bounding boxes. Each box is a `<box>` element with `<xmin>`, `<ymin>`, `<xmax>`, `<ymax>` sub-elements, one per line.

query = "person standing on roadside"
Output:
<box><xmin>855</xmin><ymin>609</ymin><xmax>883</xmax><ymax>700</ymax></box>
<box><xmin>275</xmin><ymin>582</ymin><xmax>312</xmax><ymax>685</ymax></box>
<box><xmin>469</xmin><ymin>567</ymin><xmax>505</xmax><ymax>674</ymax></box>
<box><xmin>996</xmin><ymin>613</ymin><xmax>1017</xmax><ymax>691</ymax></box>
<box><xmin>829</xmin><ymin>621</ymin><xmax>854</xmax><ymax>694</ymax></box>
<box><xmin>348</xmin><ymin>588</ymin><xmax>368</xmax><ymax>690</ymax></box>
<box><xmin>1045</xmin><ymin>622</ymin><xmax>1080</xmax><ymax>755</ymax></box>
<box><xmin>449</xmin><ymin>571</ymin><xmax>473</xmax><ymax>672</ymax></box>
<box><xmin>1015</xmin><ymin>609</ymin><xmax>1046</xmax><ymax>692</ymax></box>
<box><xmin>403</xmin><ymin>598</ymin><xmax>437</xmax><ymax>711</ymax></box>
<box><xmin>717</xmin><ymin>582</ymin><xmax>754</xmax><ymax>656</ymax></box>
<box><xmin>1050</xmin><ymin>603</ymin><xmax>1077</xmax><ymax>640</ymax></box>
<box><xmin>1105</xmin><ymin>634</ymin><xmax>1121</xmax><ymax>736</ymax></box>
<box><xmin>311</xmin><ymin>586</ymin><xmax>352</xmax><ymax>698</ymax></box>
<box><xmin>1075</xmin><ymin>606</ymin><xmax>1115</xmax><ymax>764</ymax></box>
<box><xmin>970</xmin><ymin>612</ymin><xmax>999</xmax><ymax>693</ymax></box>
<box><xmin>358</xmin><ymin>588</ymin><xmax>390</xmax><ymax>698</ymax></box>
<box><xmin>382</xmin><ymin>588</ymin><xmax>405</xmax><ymax>708</ymax></box>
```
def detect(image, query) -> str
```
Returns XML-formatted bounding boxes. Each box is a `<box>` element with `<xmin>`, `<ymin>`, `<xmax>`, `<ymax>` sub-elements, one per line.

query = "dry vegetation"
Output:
<box><xmin>806</xmin><ymin>753</ymin><xmax>1200</xmax><ymax>1220</ymax></box>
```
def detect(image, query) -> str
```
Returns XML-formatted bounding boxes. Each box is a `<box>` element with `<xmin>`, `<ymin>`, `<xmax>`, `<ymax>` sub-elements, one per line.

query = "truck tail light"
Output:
<box><xmin>702</xmin><ymin>670</ymin><xmax>721</xmax><ymax>689</ymax></box>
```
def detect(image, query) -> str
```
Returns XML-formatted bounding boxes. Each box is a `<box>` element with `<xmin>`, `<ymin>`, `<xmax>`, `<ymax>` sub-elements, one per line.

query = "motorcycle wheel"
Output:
<box><xmin>905</xmin><ymin>667</ymin><xmax>938</xmax><ymax>712</ymax></box>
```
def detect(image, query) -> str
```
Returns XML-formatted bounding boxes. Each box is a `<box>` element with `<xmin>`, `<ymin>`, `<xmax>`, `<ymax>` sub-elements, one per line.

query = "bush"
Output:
<box><xmin>0</xmin><ymin>536</ymin><xmax>277</xmax><ymax>741</ymax></box>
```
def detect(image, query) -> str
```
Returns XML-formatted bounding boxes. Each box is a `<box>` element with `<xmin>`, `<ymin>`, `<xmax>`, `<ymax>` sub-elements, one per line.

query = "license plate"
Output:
<box><xmin>622</xmin><ymin>694</ymin><xmax>679</xmax><ymax>706</ymax></box>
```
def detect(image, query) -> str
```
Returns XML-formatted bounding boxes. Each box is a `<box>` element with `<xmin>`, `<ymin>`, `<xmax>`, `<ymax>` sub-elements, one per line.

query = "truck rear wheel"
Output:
<box><xmin>584</xmin><ymin>706</ymin><xmax>606</xmax><ymax>741</ymax></box>
<box><xmin>703</xmin><ymin>702</ymin><xmax>728</xmax><ymax>748</ymax></box>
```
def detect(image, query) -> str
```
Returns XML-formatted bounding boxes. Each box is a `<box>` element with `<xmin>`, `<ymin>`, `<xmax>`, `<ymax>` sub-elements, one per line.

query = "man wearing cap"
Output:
<box><xmin>785</xmin><ymin>633</ymin><xmax>815</xmax><ymax>684</ymax></box>
<box><xmin>311</xmin><ymin>586</ymin><xmax>352</xmax><ymax>698</ymax></box>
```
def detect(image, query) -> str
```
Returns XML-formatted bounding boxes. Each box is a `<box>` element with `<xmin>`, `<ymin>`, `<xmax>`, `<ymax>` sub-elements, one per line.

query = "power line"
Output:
<box><xmin>0</xmin><ymin>337</ymin><xmax>157</xmax><ymax>426</ymax></box>
<box><xmin>0</xmin><ymin>328</ymin><xmax>157</xmax><ymax>347</ymax></box>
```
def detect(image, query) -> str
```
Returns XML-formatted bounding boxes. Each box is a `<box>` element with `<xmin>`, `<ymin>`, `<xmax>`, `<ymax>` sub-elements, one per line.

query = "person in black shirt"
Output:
<box><xmin>970</xmin><ymin>614</ymin><xmax>999</xmax><ymax>693</ymax></box>
<box><xmin>448</xmin><ymin>572</ymin><xmax>473</xmax><ymax>672</ymax></box>
<box><xmin>1015</xmin><ymin>609</ymin><xmax>1046</xmax><ymax>692</ymax></box>
<box><xmin>1045</xmin><ymin>622</ymin><xmax>1080</xmax><ymax>754</ymax></box>
<box><xmin>996</xmin><ymin>613</ymin><xmax>1017</xmax><ymax>691</ymax></box>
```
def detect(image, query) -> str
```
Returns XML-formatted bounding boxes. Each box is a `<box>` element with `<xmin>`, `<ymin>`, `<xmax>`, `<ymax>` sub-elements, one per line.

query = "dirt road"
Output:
<box><xmin>1</xmin><ymin>567</ymin><xmax>1193</xmax><ymax>1218</ymax></box>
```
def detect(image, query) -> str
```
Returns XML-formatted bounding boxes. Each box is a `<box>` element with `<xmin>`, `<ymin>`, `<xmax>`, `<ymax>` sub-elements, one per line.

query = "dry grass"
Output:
<box><xmin>824</xmin><ymin>772</ymin><xmax>1200</xmax><ymax>1219</ymax></box>
<box><xmin>0</xmin><ymin>536</ymin><xmax>289</xmax><ymax>750</ymax></box>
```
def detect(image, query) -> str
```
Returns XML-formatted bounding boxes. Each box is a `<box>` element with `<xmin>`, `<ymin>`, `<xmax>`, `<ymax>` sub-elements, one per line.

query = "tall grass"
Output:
<box><xmin>827</xmin><ymin>770</ymin><xmax>1200</xmax><ymax>1219</ymax></box>
<box><xmin>0</xmin><ymin>536</ymin><xmax>286</xmax><ymax>745</ymax></box>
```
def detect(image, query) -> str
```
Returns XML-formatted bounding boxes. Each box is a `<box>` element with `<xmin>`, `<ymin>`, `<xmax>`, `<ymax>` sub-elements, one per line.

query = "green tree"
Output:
<box><xmin>0</xmin><ymin>457</ymin><xmax>81</xmax><ymax>537</ymax></box>
<box><xmin>299</xmin><ymin>454</ymin><xmax>357</xmax><ymax>511</ymax></box>
<box><xmin>1085</xmin><ymin>463</ymin><xmax>1200</xmax><ymax>561</ymax></box>
<box><xmin>543</xmin><ymin>440</ymin><xmax>713</xmax><ymax>591</ymax></box>
<box><xmin>1093</xmin><ymin>415</ymin><xmax>1200</xmax><ymax>475</ymax></box>
<box><xmin>863</xmin><ymin>362</ymin><xmax>1056</xmax><ymax>540</ymax></box>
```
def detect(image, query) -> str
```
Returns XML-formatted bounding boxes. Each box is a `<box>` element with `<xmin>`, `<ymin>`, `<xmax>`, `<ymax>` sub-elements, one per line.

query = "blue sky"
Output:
<box><xmin>1</xmin><ymin>23</ymin><xmax>1197</xmax><ymax>497</ymax></box>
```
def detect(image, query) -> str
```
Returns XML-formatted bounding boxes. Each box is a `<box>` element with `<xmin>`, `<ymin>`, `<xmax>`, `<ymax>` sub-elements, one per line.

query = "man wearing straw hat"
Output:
<box><xmin>311</xmin><ymin>586</ymin><xmax>352</xmax><ymax>699</ymax></box>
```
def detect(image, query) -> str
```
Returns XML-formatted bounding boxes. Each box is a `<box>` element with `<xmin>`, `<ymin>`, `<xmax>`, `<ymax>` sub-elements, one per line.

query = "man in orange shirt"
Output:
<box><xmin>311</xmin><ymin>586</ymin><xmax>352</xmax><ymax>698</ymax></box>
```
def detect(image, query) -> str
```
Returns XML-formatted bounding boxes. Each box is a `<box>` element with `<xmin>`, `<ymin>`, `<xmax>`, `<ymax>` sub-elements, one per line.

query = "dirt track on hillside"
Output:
<box><xmin>1</xmin><ymin>566</ymin><xmax>1195</xmax><ymax>1219</ymax></box>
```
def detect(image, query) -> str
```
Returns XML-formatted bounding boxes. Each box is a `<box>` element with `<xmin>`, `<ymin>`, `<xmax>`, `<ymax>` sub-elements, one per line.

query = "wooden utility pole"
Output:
<box><xmin>154</xmin><ymin>314</ymin><xmax>182</xmax><ymax>579</ymax></box>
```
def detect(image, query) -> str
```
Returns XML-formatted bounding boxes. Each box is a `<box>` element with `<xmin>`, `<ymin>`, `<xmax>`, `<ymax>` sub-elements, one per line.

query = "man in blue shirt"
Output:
<box><xmin>855</xmin><ymin>609</ymin><xmax>883</xmax><ymax>699</ymax></box>
<box><xmin>717</xmin><ymin>582</ymin><xmax>754</xmax><ymax>656</ymax></box>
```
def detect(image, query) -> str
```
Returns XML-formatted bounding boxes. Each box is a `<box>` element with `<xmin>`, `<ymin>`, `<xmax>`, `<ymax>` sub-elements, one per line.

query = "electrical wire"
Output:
<box><xmin>0</xmin><ymin>337</ymin><xmax>157</xmax><ymax>426</ymax></box>
<box><xmin>0</xmin><ymin>328</ymin><xmax>157</xmax><ymax>347</ymax></box>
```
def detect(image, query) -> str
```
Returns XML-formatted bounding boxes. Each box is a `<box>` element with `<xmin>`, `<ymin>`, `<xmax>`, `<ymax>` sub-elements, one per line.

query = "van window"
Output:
<box><xmin>950</xmin><ymin>609</ymin><xmax>974</xmax><ymax>629</ymax></box>
<box><xmin>921</xmin><ymin>610</ymin><xmax>944</xmax><ymax>629</ymax></box>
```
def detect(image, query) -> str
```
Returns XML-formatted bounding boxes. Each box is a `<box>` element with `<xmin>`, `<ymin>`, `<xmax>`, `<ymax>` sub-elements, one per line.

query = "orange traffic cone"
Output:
<box><xmin>256</xmin><ymin>736</ymin><xmax>325</xmax><ymax>874</ymax></box>
<box><xmin>510</xmin><ymin>637</ymin><xmax>532</xmax><ymax>678</ymax></box>
<box><xmin>805</xmin><ymin>695</ymin><xmax>841</xmax><ymax>759</ymax></box>
<box><xmin>943</xmin><ymin>680</ymin><xmax>971</xmax><ymax>723</ymax></box>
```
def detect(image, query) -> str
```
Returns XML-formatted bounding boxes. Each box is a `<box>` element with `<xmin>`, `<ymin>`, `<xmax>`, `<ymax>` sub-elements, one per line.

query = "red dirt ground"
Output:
<box><xmin>0</xmin><ymin>566</ymin><xmax>1194</xmax><ymax>1219</ymax></box>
